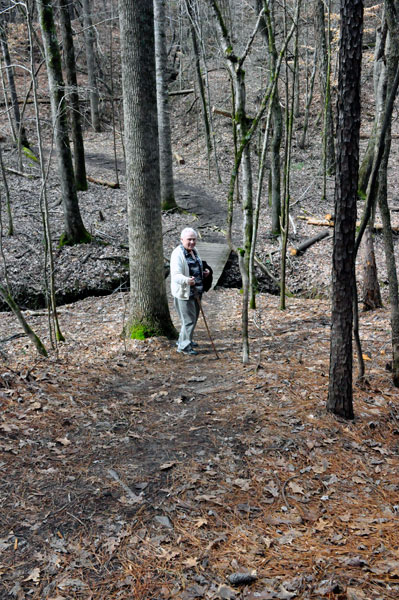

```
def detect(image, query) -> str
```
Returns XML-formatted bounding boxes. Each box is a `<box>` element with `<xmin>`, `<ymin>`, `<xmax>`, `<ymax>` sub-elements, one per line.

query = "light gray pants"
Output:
<box><xmin>174</xmin><ymin>296</ymin><xmax>200</xmax><ymax>350</ymax></box>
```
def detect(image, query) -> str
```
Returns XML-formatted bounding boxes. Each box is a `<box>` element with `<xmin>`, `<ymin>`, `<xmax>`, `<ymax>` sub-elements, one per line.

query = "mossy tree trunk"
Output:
<box><xmin>36</xmin><ymin>0</ymin><xmax>90</xmax><ymax>245</ymax></box>
<box><xmin>119</xmin><ymin>0</ymin><xmax>177</xmax><ymax>340</ymax></box>
<box><xmin>58</xmin><ymin>0</ymin><xmax>87</xmax><ymax>192</ymax></box>
<box><xmin>154</xmin><ymin>0</ymin><xmax>178</xmax><ymax>211</ymax></box>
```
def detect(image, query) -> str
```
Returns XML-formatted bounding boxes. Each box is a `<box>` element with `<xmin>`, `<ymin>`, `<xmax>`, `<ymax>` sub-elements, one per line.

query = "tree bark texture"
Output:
<box><xmin>0</xmin><ymin>22</ymin><xmax>28</xmax><ymax>147</ymax></box>
<box><xmin>36</xmin><ymin>0</ymin><xmax>89</xmax><ymax>244</ymax></box>
<box><xmin>82</xmin><ymin>0</ymin><xmax>100</xmax><ymax>132</ymax></box>
<box><xmin>314</xmin><ymin>0</ymin><xmax>335</xmax><ymax>176</ymax></box>
<box><xmin>58</xmin><ymin>0</ymin><xmax>87</xmax><ymax>191</ymax></box>
<box><xmin>361</xmin><ymin>228</ymin><xmax>382</xmax><ymax>311</ymax></box>
<box><xmin>154</xmin><ymin>0</ymin><xmax>177</xmax><ymax>211</ymax></box>
<box><xmin>327</xmin><ymin>0</ymin><xmax>363</xmax><ymax>419</ymax></box>
<box><xmin>256</xmin><ymin>0</ymin><xmax>282</xmax><ymax>235</ymax></box>
<box><xmin>377</xmin><ymin>0</ymin><xmax>399</xmax><ymax>386</ymax></box>
<box><xmin>118</xmin><ymin>0</ymin><xmax>176</xmax><ymax>339</ymax></box>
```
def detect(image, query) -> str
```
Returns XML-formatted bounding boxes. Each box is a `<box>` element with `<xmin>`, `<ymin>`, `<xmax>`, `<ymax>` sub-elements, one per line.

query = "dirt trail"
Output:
<box><xmin>1</xmin><ymin>288</ymin><xmax>398</xmax><ymax>599</ymax></box>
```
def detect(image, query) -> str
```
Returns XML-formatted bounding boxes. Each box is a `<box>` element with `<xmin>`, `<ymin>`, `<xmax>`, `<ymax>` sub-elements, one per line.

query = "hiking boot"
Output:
<box><xmin>177</xmin><ymin>346</ymin><xmax>198</xmax><ymax>356</ymax></box>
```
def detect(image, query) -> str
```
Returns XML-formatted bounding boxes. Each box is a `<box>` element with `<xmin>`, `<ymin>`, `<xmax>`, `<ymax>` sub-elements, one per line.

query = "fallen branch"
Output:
<box><xmin>298</xmin><ymin>215</ymin><xmax>399</xmax><ymax>232</ymax></box>
<box><xmin>87</xmin><ymin>175</ymin><xmax>120</xmax><ymax>189</ymax></box>
<box><xmin>289</xmin><ymin>230</ymin><xmax>330</xmax><ymax>256</ymax></box>
<box><xmin>169</xmin><ymin>88</ymin><xmax>194</xmax><ymax>96</ymax></box>
<box><xmin>5</xmin><ymin>167</ymin><xmax>40</xmax><ymax>179</ymax></box>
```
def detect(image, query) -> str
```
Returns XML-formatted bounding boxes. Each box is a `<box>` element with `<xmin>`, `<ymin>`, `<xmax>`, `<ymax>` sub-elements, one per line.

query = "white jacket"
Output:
<box><xmin>170</xmin><ymin>245</ymin><xmax>202</xmax><ymax>300</ymax></box>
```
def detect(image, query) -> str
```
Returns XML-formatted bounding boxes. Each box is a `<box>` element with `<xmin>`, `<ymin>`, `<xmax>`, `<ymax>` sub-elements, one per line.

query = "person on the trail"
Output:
<box><xmin>170</xmin><ymin>228</ymin><xmax>211</xmax><ymax>355</ymax></box>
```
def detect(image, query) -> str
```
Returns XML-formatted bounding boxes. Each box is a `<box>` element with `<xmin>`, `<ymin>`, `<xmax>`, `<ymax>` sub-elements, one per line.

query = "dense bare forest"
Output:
<box><xmin>1</xmin><ymin>1</ymin><xmax>399</xmax><ymax>598</ymax></box>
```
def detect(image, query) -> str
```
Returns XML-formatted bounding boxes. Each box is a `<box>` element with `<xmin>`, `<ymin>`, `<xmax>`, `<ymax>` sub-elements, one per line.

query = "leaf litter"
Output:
<box><xmin>0</xmin><ymin>289</ymin><xmax>399</xmax><ymax>599</ymax></box>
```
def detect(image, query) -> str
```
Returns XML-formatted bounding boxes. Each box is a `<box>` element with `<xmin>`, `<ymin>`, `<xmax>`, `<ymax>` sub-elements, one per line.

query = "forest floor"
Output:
<box><xmin>2</xmin><ymin>123</ymin><xmax>399</xmax><ymax>600</ymax></box>
<box><xmin>2</xmin><ymin>16</ymin><xmax>399</xmax><ymax>595</ymax></box>
<box><xmin>1</xmin><ymin>284</ymin><xmax>399</xmax><ymax>600</ymax></box>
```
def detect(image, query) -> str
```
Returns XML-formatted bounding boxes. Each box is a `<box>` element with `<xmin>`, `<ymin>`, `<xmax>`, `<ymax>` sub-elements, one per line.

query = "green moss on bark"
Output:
<box><xmin>125</xmin><ymin>318</ymin><xmax>177</xmax><ymax>341</ymax></box>
<box><xmin>58</xmin><ymin>230</ymin><xmax>92</xmax><ymax>247</ymax></box>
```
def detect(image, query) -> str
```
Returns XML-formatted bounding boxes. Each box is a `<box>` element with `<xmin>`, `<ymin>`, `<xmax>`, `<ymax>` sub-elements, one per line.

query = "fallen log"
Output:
<box><xmin>299</xmin><ymin>215</ymin><xmax>399</xmax><ymax>232</ymax></box>
<box><xmin>87</xmin><ymin>175</ymin><xmax>120</xmax><ymax>189</ymax></box>
<box><xmin>289</xmin><ymin>230</ymin><xmax>330</xmax><ymax>256</ymax></box>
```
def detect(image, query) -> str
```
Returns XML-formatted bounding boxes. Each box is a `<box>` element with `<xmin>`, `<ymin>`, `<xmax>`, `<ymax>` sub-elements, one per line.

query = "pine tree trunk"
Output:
<box><xmin>58</xmin><ymin>0</ymin><xmax>87</xmax><ymax>191</ymax></box>
<box><xmin>82</xmin><ymin>0</ymin><xmax>100</xmax><ymax>132</ymax></box>
<box><xmin>327</xmin><ymin>0</ymin><xmax>363</xmax><ymax>419</ymax></box>
<box><xmin>154</xmin><ymin>0</ymin><xmax>177</xmax><ymax>211</ymax></box>
<box><xmin>119</xmin><ymin>0</ymin><xmax>176</xmax><ymax>340</ymax></box>
<box><xmin>36</xmin><ymin>0</ymin><xmax>89</xmax><ymax>245</ymax></box>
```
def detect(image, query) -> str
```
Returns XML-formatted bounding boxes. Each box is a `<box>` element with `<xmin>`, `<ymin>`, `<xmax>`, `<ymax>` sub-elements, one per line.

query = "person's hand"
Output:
<box><xmin>203</xmin><ymin>269</ymin><xmax>210</xmax><ymax>278</ymax></box>
<box><xmin>188</xmin><ymin>276</ymin><xmax>196</xmax><ymax>286</ymax></box>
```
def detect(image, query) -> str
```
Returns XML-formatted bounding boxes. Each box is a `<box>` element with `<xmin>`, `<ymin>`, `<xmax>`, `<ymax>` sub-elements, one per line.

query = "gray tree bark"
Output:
<box><xmin>377</xmin><ymin>0</ymin><xmax>399</xmax><ymax>386</ymax></box>
<box><xmin>82</xmin><ymin>0</ymin><xmax>100</xmax><ymax>132</ymax></box>
<box><xmin>0</xmin><ymin>21</ymin><xmax>29</xmax><ymax>148</ymax></box>
<box><xmin>36</xmin><ymin>0</ymin><xmax>90</xmax><ymax>245</ymax></box>
<box><xmin>314</xmin><ymin>0</ymin><xmax>335</xmax><ymax>176</ymax></box>
<box><xmin>58</xmin><ymin>0</ymin><xmax>87</xmax><ymax>191</ymax></box>
<box><xmin>118</xmin><ymin>0</ymin><xmax>176</xmax><ymax>340</ymax></box>
<box><xmin>154</xmin><ymin>0</ymin><xmax>177</xmax><ymax>211</ymax></box>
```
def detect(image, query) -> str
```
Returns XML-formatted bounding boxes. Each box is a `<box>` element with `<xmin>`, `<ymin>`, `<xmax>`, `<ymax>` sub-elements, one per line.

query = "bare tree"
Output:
<box><xmin>82</xmin><ymin>0</ymin><xmax>101</xmax><ymax>132</ymax></box>
<box><xmin>58</xmin><ymin>0</ymin><xmax>88</xmax><ymax>191</ymax></box>
<box><xmin>36</xmin><ymin>0</ymin><xmax>90</xmax><ymax>245</ymax></box>
<box><xmin>118</xmin><ymin>0</ymin><xmax>176</xmax><ymax>340</ymax></box>
<box><xmin>154</xmin><ymin>0</ymin><xmax>177</xmax><ymax>211</ymax></box>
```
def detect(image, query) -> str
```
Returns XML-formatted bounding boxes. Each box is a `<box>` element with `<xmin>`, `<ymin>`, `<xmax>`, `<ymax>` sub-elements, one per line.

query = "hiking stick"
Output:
<box><xmin>196</xmin><ymin>296</ymin><xmax>220</xmax><ymax>359</ymax></box>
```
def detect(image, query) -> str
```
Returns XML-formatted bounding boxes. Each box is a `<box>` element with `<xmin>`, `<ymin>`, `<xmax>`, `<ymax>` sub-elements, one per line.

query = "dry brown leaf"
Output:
<box><xmin>23</xmin><ymin>567</ymin><xmax>40</xmax><ymax>583</ymax></box>
<box><xmin>184</xmin><ymin>556</ymin><xmax>199</xmax><ymax>568</ymax></box>
<box><xmin>159</xmin><ymin>461</ymin><xmax>175</xmax><ymax>470</ymax></box>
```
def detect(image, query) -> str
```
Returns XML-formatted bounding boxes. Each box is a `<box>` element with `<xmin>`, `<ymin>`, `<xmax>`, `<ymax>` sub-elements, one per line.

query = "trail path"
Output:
<box><xmin>1</xmin><ymin>285</ymin><xmax>398</xmax><ymax>599</ymax></box>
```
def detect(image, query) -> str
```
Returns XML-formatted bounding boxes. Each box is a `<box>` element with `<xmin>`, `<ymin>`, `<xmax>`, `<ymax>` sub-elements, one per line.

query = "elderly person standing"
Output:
<box><xmin>170</xmin><ymin>228</ymin><xmax>210</xmax><ymax>355</ymax></box>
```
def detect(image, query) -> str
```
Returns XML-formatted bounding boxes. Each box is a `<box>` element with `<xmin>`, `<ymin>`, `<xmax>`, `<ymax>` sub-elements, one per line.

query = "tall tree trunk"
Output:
<box><xmin>82</xmin><ymin>0</ymin><xmax>100</xmax><ymax>132</ymax></box>
<box><xmin>154</xmin><ymin>0</ymin><xmax>177</xmax><ymax>211</ymax></box>
<box><xmin>118</xmin><ymin>0</ymin><xmax>176</xmax><ymax>340</ymax></box>
<box><xmin>327</xmin><ymin>0</ymin><xmax>363</xmax><ymax>419</ymax></box>
<box><xmin>358</xmin><ymin>20</ymin><xmax>387</xmax><ymax>194</ymax></box>
<box><xmin>314</xmin><ymin>0</ymin><xmax>335</xmax><ymax>177</ymax></box>
<box><xmin>58</xmin><ymin>0</ymin><xmax>87</xmax><ymax>191</ymax></box>
<box><xmin>185</xmin><ymin>0</ymin><xmax>213</xmax><ymax>169</ymax></box>
<box><xmin>376</xmin><ymin>0</ymin><xmax>399</xmax><ymax>386</ymax></box>
<box><xmin>36</xmin><ymin>0</ymin><xmax>90</xmax><ymax>245</ymax></box>
<box><xmin>256</xmin><ymin>0</ymin><xmax>282</xmax><ymax>236</ymax></box>
<box><xmin>0</xmin><ymin>22</ymin><xmax>29</xmax><ymax>148</ymax></box>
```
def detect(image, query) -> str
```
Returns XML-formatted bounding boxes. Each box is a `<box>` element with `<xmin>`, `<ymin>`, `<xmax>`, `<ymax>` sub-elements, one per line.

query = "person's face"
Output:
<box><xmin>181</xmin><ymin>233</ymin><xmax>197</xmax><ymax>251</ymax></box>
